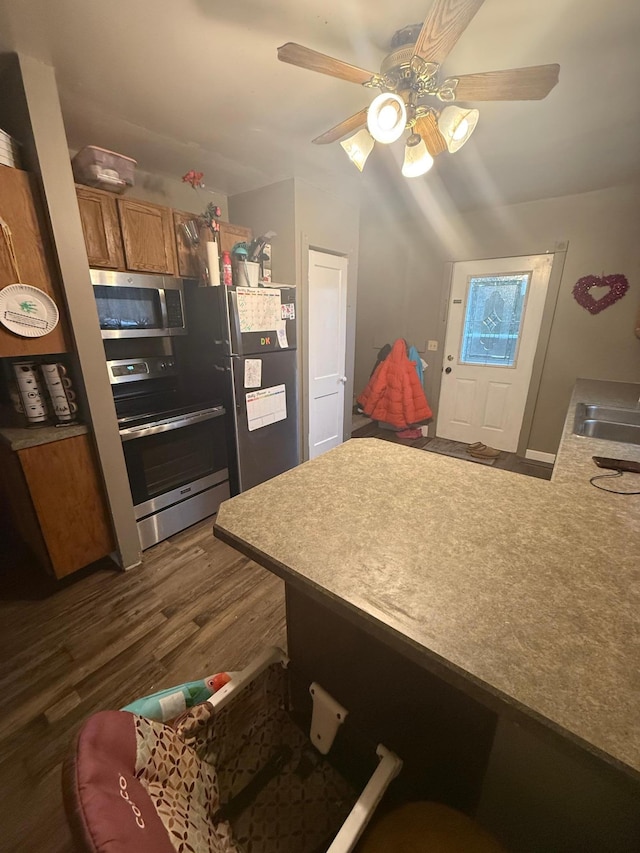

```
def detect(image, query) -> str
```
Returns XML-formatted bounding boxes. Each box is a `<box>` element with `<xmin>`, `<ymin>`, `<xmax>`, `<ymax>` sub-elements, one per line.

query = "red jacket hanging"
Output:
<box><xmin>357</xmin><ymin>339</ymin><xmax>432</xmax><ymax>429</ymax></box>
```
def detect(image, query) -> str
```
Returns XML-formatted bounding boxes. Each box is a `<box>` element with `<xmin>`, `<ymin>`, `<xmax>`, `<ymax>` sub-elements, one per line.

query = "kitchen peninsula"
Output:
<box><xmin>215</xmin><ymin>379</ymin><xmax>640</xmax><ymax>797</ymax></box>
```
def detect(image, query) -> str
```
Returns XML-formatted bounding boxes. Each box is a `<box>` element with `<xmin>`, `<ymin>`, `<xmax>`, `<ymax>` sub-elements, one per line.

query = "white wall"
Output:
<box><xmin>356</xmin><ymin>183</ymin><xmax>640</xmax><ymax>453</ymax></box>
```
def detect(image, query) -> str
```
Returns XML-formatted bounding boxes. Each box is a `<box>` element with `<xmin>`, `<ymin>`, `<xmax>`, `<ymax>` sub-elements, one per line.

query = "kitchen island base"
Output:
<box><xmin>285</xmin><ymin>586</ymin><xmax>497</xmax><ymax>814</ymax></box>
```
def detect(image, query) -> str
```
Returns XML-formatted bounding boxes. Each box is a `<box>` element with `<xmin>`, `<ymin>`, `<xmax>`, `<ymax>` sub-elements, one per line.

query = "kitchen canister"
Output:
<box><xmin>41</xmin><ymin>362</ymin><xmax>78</xmax><ymax>423</ymax></box>
<box><xmin>12</xmin><ymin>361</ymin><xmax>49</xmax><ymax>425</ymax></box>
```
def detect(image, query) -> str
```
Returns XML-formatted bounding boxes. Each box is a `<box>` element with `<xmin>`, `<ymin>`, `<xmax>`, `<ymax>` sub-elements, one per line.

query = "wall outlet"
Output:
<box><xmin>427</xmin><ymin>340</ymin><xmax>438</xmax><ymax>351</ymax></box>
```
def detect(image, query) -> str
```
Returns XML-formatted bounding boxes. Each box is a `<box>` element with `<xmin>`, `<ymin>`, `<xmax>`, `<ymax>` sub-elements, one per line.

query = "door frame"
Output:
<box><xmin>431</xmin><ymin>247</ymin><xmax>567</xmax><ymax>457</ymax></box>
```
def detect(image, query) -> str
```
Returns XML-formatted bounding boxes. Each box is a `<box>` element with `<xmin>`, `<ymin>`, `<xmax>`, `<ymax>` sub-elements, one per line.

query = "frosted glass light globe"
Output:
<box><xmin>367</xmin><ymin>93</ymin><xmax>407</xmax><ymax>144</ymax></box>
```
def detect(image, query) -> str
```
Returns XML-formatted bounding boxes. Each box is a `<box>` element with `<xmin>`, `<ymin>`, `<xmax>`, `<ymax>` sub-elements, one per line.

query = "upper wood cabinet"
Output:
<box><xmin>117</xmin><ymin>197</ymin><xmax>177</xmax><ymax>275</ymax></box>
<box><xmin>218</xmin><ymin>221</ymin><xmax>252</xmax><ymax>256</ymax></box>
<box><xmin>173</xmin><ymin>209</ymin><xmax>208</xmax><ymax>279</ymax></box>
<box><xmin>0</xmin><ymin>165</ymin><xmax>70</xmax><ymax>357</ymax></box>
<box><xmin>75</xmin><ymin>185</ymin><xmax>124</xmax><ymax>269</ymax></box>
<box><xmin>74</xmin><ymin>185</ymin><xmax>252</xmax><ymax>281</ymax></box>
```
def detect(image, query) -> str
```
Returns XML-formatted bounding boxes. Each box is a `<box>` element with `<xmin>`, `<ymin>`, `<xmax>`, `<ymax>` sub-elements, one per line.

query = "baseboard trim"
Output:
<box><xmin>525</xmin><ymin>449</ymin><xmax>556</xmax><ymax>465</ymax></box>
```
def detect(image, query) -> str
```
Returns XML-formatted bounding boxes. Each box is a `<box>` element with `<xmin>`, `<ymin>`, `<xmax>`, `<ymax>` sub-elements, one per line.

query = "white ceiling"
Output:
<box><xmin>2</xmin><ymin>0</ymin><xmax>640</xmax><ymax>209</ymax></box>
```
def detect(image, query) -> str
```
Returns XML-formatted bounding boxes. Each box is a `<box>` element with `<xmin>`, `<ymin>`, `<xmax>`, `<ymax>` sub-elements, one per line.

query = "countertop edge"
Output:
<box><xmin>0</xmin><ymin>422</ymin><xmax>89</xmax><ymax>451</ymax></box>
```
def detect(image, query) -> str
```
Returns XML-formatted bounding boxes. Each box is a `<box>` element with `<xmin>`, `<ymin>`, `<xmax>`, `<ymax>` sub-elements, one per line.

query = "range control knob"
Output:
<box><xmin>159</xmin><ymin>361</ymin><xmax>167</xmax><ymax>370</ymax></box>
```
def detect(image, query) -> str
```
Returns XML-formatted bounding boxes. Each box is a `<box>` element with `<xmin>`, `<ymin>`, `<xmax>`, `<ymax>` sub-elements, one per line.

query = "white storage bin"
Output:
<box><xmin>71</xmin><ymin>145</ymin><xmax>136</xmax><ymax>193</ymax></box>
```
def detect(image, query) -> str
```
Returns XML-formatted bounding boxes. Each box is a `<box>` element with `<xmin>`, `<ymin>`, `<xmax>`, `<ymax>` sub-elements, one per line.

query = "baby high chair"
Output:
<box><xmin>63</xmin><ymin>647</ymin><xmax>402</xmax><ymax>853</ymax></box>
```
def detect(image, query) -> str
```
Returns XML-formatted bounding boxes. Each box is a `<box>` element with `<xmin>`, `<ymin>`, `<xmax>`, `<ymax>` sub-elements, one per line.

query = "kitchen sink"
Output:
<box><xmin>573</xmin><ymin>403</ymin><xmax>640</xmax><ymax>446</ymax></box>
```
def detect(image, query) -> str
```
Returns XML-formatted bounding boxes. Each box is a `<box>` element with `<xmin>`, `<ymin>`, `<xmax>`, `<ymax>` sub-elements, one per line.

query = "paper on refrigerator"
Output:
<box><xmin>236</xmin><ymin>287</ymin><xmax>281</xmax><ymax>333</ymax></box>
<box><xmin>244</xmin><ymin>358</ymin><xmax>262</xmax><ymax>388</ymax></box>
<box><xmin>246</xmin><ymin>384</ymin><xmax>287</xmax><ymax>431</ymax></box>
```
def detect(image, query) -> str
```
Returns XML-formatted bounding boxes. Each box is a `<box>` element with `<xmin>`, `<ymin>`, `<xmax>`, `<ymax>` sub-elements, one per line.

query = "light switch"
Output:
<box><xmin>427</xmin><ymin>340</ymin><xmax>438</xmax><ymax>351</ymax></box>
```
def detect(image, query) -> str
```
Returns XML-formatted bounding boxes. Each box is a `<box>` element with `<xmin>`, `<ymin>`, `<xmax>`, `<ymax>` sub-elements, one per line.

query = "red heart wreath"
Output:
<box><xmin>572</xmin><ymin>274</ymin><xmax>629</xmax><ymax>314</ymax></box>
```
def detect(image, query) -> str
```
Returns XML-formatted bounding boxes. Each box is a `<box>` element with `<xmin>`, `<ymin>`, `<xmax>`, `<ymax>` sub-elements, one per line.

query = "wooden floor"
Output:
<box><xmin>0</xmin><ymin>520</ymin><xmax>286</xmax><ymax>852</ymax></box>
<box><xmin>351</xmin><ymin>421</ymin><xmax>554</xmax><ymax>481</ymax></box>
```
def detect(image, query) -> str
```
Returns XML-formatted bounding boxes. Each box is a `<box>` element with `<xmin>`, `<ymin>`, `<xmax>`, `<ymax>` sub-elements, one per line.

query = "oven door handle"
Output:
<box><xmin>119</xmin><ymin>407</ymin><xmax>225</xmax><ymax>442</ymax></box>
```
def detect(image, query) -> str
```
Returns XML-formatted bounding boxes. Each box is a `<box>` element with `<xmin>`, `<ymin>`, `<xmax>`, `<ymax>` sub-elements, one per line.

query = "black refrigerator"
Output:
<box><xmin>183</xmin><ymin>285</ymin><xmax>299</xmax><ymax>494</ymax></box>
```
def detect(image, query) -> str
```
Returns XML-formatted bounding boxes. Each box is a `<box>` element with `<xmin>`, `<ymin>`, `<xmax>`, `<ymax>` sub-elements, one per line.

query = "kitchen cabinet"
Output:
<box><xmin>75</xmin><ymin>184</ymin><xmax>124</xmax><ymax>269</ymax></box>
<box><xmin>173</xmin><ymin>209</ymin><xmax>208</xmax><ymax>279</ymax></box>
<box><xmin>74</xmin><ymin>186</ymin><xmax>253</xmax><ymax>280</ymax></box>
<box><xmin>0</xmin><ymin>165</ymin><xmax>70</xmax><ymax>357</ymax></box>
<box><xmin>0</xmin><ymin>433</ymin><xmax>115</xmax><ymax>578</ymax></box>
<box><xmin>218</xmin><ymin>221</ymin><xmax>252</xmax><ymax>256</ymax></box>
<box><xmin>117</xmin><ymin>197</ymin><xmax>177</xmax><ymax>275</ymax></box>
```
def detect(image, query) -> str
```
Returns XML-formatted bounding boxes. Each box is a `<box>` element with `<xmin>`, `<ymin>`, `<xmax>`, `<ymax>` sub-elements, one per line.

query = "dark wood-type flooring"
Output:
<box><xmin>351</xmin><ymin>421</ymin><xmax>554</xmax><ymax>481</ymax></box>
<box><xmin>0</xmin><ymin>521</ymin><xmax>286</xmax><ymax>852</ymax></box>
<box><xmin>0</xmin><ymin>426</ymin><xmax>550</xmax><ymax>851</ymax></box>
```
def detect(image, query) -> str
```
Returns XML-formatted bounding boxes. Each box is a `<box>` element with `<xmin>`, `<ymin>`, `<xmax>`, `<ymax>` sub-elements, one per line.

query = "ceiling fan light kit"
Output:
<box><xmin>367</xmin><ymin>92</ymin><xmax>408</xmax><ymax>144</ymax></box>
<box><xmin>278</xmin><ymin>0</ymin><xmax>559</xmax><ymax>180</ymax></box>
<box><xmin>340</xmin><ymin>129</ymin><xmax>375</xmax><ymax>172</ymax></box>
<box><xmin>402</xmin><ymin>133</ymin><xmax>434</xmax><ymax>178</ymax></box>
<box><xmin>438</xmin><ymin>105</ymin><xmax>480</xmax><ymax>153</ymax></box>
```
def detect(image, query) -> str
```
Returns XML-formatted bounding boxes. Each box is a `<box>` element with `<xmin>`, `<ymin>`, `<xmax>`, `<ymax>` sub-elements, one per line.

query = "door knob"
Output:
<box><xmin>445</xmin><ymin>367</ymin><xmax>452</xmax><ymax>374</ymax></box>
<box><xmin>339</xmin><ymin>376</ymin><xmax>347</xmax><ymax>384</ymax></box>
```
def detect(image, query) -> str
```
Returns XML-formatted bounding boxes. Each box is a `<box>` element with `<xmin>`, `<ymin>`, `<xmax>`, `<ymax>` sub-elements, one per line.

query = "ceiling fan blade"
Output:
<box><xmin>446</xmin><ymin>64</ymin><xmax>560</xmax><ymax>100</ymax></box>
<box><xmin>312</xmin><ymin>109</ymin><xmax>369</xmax><ymax>145</ymax></box>
<box><xmin>413</xmin><ymin>0</ymin><xmax>485</xmax><ymax>64</ymax></box>
<box><xmin>278</xmin><ymin>42</ymin><xmax>375</xmax><ymax>85</ymax></box>
<box><xmin>414</xmin><ymin>114</ymin><xmax>447</xmax><ymax>156</ymax></box>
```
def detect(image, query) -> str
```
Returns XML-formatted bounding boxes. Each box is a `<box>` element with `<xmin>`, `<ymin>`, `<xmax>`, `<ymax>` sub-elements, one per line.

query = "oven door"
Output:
<box><xmin>120</xmin><ymin>407</ymin><xmax>228</xmax><ymax>517</ymax></box>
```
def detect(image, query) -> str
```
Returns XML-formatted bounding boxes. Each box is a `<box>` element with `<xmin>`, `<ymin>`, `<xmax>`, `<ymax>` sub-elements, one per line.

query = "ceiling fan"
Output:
<box><xmin>277</xmin><ymin>0</ymin><xmax>559</xmax><ymax>177</ymax></box>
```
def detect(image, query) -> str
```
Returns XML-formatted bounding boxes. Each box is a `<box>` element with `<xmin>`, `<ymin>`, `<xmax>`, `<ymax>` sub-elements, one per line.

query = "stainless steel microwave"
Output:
<box><xmin>91</xmin><ymin>269</ymin><xmax>187</xmax><ymax>338</ymax></box>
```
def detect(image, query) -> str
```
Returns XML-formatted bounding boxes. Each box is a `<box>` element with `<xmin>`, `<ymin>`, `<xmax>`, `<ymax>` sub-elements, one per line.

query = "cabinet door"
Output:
<box><xmin>218</xmin><ymin>221</ymin><xmax>252</xmax><ymax>256</ymax></box>
<box><xmin>117</xmin><ymin>198</ymin><xmax>177</xmax><ymax>275</ymax></box>
<box><xmin>173</xmin><ymin>210</ymin><xmax>208</xmax><ymax>279</ymax></box>
<box><xmin>0</xmin><ymin>441</ymin><xmax>51</xmax><ymax>572</ymax></box>
<box><xmin>76</xmin><ymin>185</ymin><xmax>124</xmax><ymax>269</ymax></box>
<box><xmin>0</xmin><ymin>166</ymin><xmax>70</xmax><ymax>357</ymax></box>
<box><xmin>18</xmin><ymin>434</ymin><xmax>115</xmax><ymax>578</ymax></box>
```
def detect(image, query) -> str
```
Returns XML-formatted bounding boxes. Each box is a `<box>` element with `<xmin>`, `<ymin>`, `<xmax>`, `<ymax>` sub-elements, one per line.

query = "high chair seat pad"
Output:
<box><xmin>63</xmin><ymin>709</ymin><xmax>239</xmax><ymax>853</ymax></box>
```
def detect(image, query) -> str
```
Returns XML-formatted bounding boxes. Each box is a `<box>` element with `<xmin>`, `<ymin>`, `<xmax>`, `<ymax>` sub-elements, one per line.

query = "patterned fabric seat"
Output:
<box><xmin>63</xmin><ymin>664</ymin><xmax>357</xmax><ymax>853</ymax></box>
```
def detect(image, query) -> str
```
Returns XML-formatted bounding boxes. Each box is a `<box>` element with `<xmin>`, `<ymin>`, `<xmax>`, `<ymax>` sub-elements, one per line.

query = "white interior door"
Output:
<box><xmin>308</xmin><ymin>249</ymin><xmax>348</xmax><ymax>459</ymax></box>
<box><xmin>437</xmin><ymin>254</ymin><xmax>553</xmax><ymax>452</ymax></box>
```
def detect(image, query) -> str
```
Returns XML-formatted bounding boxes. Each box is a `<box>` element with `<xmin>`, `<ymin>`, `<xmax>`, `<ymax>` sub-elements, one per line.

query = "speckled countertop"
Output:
<box><xmin>215</xmin><ymin>379</ymin><xmax>640</xmax><ymax>778</ymax></box>
<box><xmin>0</xmin><ymin>422</ymin><xmax>89</xmax><ymax>450</ymax></box>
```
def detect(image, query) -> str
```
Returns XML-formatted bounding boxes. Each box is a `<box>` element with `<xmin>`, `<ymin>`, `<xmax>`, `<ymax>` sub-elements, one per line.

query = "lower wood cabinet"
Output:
<box><xmin>0</xmin><ymin>434</ymin><xmax>115</xmax><ymax>578</ymax></box>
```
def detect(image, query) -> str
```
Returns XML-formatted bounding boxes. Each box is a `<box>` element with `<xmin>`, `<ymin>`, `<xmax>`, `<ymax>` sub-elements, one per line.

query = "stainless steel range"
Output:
<box><xmin>108</xmin><ymin>354</ymin><xmax>230</xmax><ymax>550</ymax></box>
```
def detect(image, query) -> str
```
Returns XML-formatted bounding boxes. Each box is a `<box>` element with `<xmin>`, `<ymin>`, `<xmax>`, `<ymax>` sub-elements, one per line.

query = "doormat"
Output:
<box><xmin>423</xmin><ymin>438</ymin><xmax>497</xmax><ymax>466</ymax></box>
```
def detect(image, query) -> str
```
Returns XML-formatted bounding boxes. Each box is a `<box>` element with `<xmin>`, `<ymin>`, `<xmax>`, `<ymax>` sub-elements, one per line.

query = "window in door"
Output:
<box><xmin>460</xmin><ymin>273</ymin><xmax>530</xmax><ymax>368</ymax></box>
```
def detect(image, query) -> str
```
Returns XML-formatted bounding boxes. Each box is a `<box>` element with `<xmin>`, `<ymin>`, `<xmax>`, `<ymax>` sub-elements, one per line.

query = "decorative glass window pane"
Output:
<box><xmin>460</xmin><ymin>273</ymin><xmax>530</xmax><ymax>367</ymax></box>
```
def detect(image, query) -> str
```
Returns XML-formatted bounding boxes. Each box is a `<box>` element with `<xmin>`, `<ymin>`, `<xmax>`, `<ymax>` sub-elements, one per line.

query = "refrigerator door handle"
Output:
<box><xmin>227</xmin><ymin>289</ymin><xmax>243</xmax><ymax>355</ymax></box>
